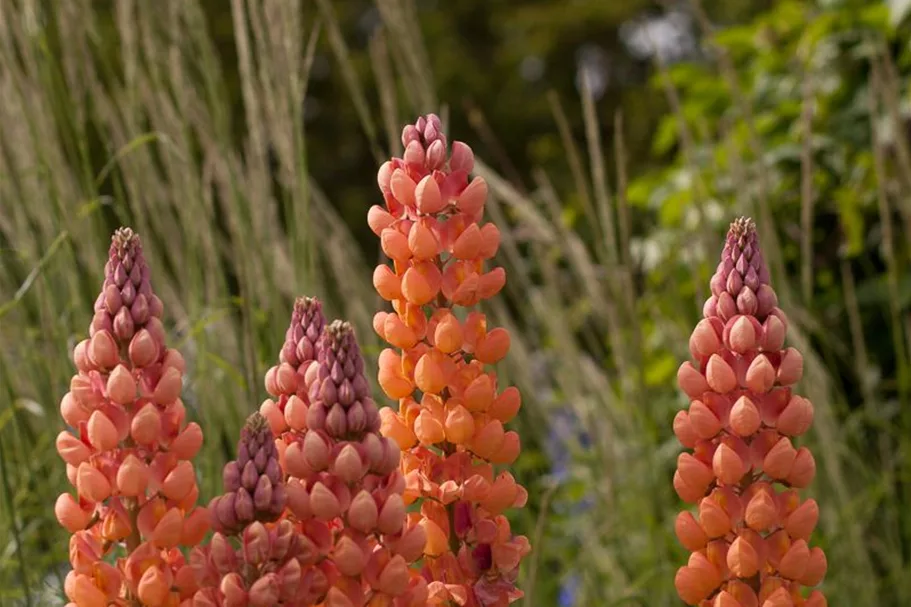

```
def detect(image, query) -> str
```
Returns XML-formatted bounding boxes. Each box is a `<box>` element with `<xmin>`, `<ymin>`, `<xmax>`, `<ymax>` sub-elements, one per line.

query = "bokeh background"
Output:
<box><xmin>2</xmin><ymin>0</ymin><xmax>911</xmax><ymax>604</ymax></box>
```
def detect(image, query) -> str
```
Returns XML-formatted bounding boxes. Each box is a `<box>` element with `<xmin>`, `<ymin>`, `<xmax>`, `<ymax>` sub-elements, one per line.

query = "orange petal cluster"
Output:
<box><xmin>370</xmin><ymin>114</ymin><xmax>530</xmax><ymax>606</ymax></box>
<box><xmin>57</xmin><ymin>227</ymin><xmax>207</xmax><ymax>607</ymax></box>
<box><xmin>673</xmin><ymin>218</ymin><xmax>826</xmax><ymax>607</ymax></box>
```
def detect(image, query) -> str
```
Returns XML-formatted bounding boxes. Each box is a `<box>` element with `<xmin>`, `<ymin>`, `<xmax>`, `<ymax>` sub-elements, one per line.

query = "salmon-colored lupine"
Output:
<box><xmin>260</xmin><ymin>298</ymin><xmax>429</xmax><ymax>606</ymax></box>
<box><xmin>190</xmin><ymin>412</ymin><xmax>334</xmax><ymax>606</ymax></box>
<box><xmin>673</xmin><ymin>218</ymin><xmax>827</xmax><ymax>607</ymax></box>
<box><xmin>55</xmin><ymin>227</ymin><xmax>208</xmax><ymax>606</ymax></box>
<box><xmin>369</xmin><ymin>114</ymin><xmax>530</xmax><ymax>606</ymax></box>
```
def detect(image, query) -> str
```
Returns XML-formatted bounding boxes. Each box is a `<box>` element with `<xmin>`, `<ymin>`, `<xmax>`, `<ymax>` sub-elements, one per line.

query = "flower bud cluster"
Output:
<box><xmin>56</xmin><ymin>227</ymin><xmax>207</xmax><ymax>607</ymax></box>
<box><xmin>673</xmin><ymin>218</ymin><xmax>827</xmax><ymax>607</ymax></box>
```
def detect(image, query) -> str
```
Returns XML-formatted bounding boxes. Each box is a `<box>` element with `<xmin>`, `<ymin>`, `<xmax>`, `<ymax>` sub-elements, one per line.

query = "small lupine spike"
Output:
<box><xmin>672</xmin><ymin>218</ymin><xmax>825</xmax><ymax>605</ymax></box>
<box><xmin>209</xmin><ymin>413</ymin><xmax>286</xmax><ymax>535</ymax></box>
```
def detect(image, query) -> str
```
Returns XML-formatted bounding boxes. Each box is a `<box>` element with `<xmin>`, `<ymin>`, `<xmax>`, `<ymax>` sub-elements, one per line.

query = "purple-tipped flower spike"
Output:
<box><xmin>261</xmin><ymin>297</ymin><xmax>327</xmax><ymax>437</ymax></box>
<box><xmin>307</xmin><ymin>321</ymin><xmax>378</xmax><ymax>441</ymax></box>
<box><xmin>92</xmin><ymin>227</ymin><xmax>165</xmax><ymax>347</ymax></box>
<box><xmin>208</xmin><ymin>413</ymin><xmax>287</xmax><ymax>535</ymax></box>
<box><xmin>706</xmin><ymin>217</ymin><xmax>777</xmax><ymax>323</ymax></box>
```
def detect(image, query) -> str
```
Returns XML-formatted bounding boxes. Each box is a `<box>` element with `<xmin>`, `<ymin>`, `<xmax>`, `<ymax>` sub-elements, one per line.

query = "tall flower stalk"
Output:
<box><xmin>673</xmin><ymin>218</ymin><xmax>827</xmax><ymax>607</ymax></box>
<box><xmin>55</xmin><ymin>227</ymin><xmax>208</xmax><ymax>606</ymax></box>
<box><xmin>369</xmin><ymin>114</ymin><xmax>530</xmax><ymax>605</ymax></box>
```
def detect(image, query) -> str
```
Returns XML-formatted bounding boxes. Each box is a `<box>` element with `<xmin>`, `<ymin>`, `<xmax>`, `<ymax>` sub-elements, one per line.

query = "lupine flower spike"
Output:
<box><xmin>673</xmin><ymin>218</ymin><xmax>827</xmax><ymax>607</ymax></box>
<box><xmin>191</xmin><ymin>412</ymin><xmax>330</xmax><ymax>606</ymax></box>
<box><xmin>55</xmin><ymin>227</ymin><xmax>208</xmax><ymax>607</ymax></box>
<box><xmin>261</xmin><ymin>298</ymin><xmax>429</xmax><ymax>606</ymax></box>
<box><xmin>370</xmin><ymin>114</ymin><xmax>530</xmax><ymax>606</ymax></box>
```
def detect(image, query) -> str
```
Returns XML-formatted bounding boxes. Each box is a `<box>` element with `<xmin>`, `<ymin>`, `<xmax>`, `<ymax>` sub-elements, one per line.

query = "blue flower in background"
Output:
<box><xmin>544</xmin><ymin>406</ymin><xmax>592</xmax><ymax>605</ymax></box>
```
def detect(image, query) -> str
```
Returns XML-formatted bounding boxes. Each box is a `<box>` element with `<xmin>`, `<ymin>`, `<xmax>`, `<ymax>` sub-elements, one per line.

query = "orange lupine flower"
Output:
<box><xmin>672</xmin><ymin>218</ymin><xmax>826</xmax><ymax>607</ymax></box>
<box><xmin>55</xmin><ymin>228</ymin><xmax>208</xmax><ymax>605</ymax></box>
<box><xmin>370</xmin><ymin>114</ymin><xmax>530</xmax><ymax>605</ymax></box>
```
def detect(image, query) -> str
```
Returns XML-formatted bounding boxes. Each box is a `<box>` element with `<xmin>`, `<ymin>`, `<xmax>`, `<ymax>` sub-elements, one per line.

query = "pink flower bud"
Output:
<box><xmin>672</xmin><ymin>411</ymin><xmax>699</xmax><ymax>448</ymax></box>
<box><xmin>107</xmin><ymin>365</ymin><xmax>136</xmax><ymax>405</ymax></box>
<box><xmin>286</xmin><ymin>477</ymin><xmax>311</xmax><ymax>519</ymax></box>
<box><xmin>89</xmin><ymin>331</ymin><xmax>119</xmax><ymax>370</ymax></box>
<box><xmin>310</xmin><ymin>482</ymin><xmax>341</xmax><ymax>520</ymax></box>
<box><xmin>678</xmin><ymin>362</ymin><xmax>709</xmax><ymax>398</ymax></box>
<box><xmin>152</xmin><ymin>507</ymin><xmax>183</xmax><ymax>548</ymax></box>
<box><xmin>347</xmin><ymin>490</ymin><xmax>379</xmax><ymax>533</ymax></box>
<box><xmin>129</xmin><ymin>329</ymin><xmax>159</xmax><ymax>367</ymax></box>
<box><xmin>137</xmin><ymin>566</ymin><xmax>171</xmax><ymax>606</ymax></box>
<box><xmin>763</xmin><ymin>436</ymin><xmax>797</xmax><ymax>480</ymax></box>
<box><xmin>415</xmin><ymin>175</ymin><xmax>445</xmax><ymax>215</ymax></box>
<box><xmin>730</xmin><ymin>396</ymin><xmax>761</xmax><ymax>437</ymax></box>
<box><xmin>778</xmin><ymin>348</ymin><xmax>804</xmax><ymax>386</ymax></box>
<box><xmin>249</xmin><ymin>573</ymin><xmax>280</xmax><ymax>607</ymax></box>
<box><xmin>182</xmin><ymin>506</ymin><xmax>210</xmax><ymax>546</ymax></box>
<box><xmin>377</xmin><ymin>493</ymin><xmax>406</xmax><ymax>535</ymax></box>
<box><xmin>687</xmin><ymin>401</ymin><xmax>722</xmax><ymax>440</ymax></box>
<box><xmin>675</xmin><ymin>511</ymin><xmax>707</xmax><ymax>551</ymax></box>
<box><xmin>761</xmin><ymin>314</ymin><xmax>786</xmax><ymax>351</ymax></box>
<box><xmin>800</xmin><ymin>548</ymin><xmax>827</xmax><ymax>587</ymax></box>
<box><xmin>690</xmin><ymin>319</ymin><xmax>721</xmax><ymax>357</ymax></box>
<box><xmin>69</xmin><ymin>572</ymin><xmax>108</xmax><ymax>606</ymax></box>
<box><xmin>76</xmin><ymin>462</ymin><xmax>111</xmax><ymax>503</ymax></box>
<box><xmin>131</xmin><ymin>293</ymin><xmax>150</xmax><ymax>325</ymax></box>
<box><xmin>55</xmin><ymin>493</ymin><xmax>91</xmax><ymax>532</ymax></box>
<box><xmin>712</xmin><ymin>443</ymin><xmax>745</xmax><ymax>485</ymax></box>
<box><xmin>777</xmin><ymin>395</ymin><xmax>813</xmax><ymax>436</ymax></box>
<box><xmin>117</xmin><ymin>454</ymin><xmax>150</xmax><ymax>497</ymax></box>
<box><xmin>403</xmin><ymin>141</ymin><xmax>425</xmax><ymax>167</ymax></box>
<box><xmin>282</xmin><ymin>441</ymin><xmax>309</xmax><ymax>479</ymax></box>
<box><xmin>220</xmin><ymin>572</ymin><xmax>248</xmax><ymax>605</ymax></box>
<box><xmin>86</xmin><ymin>411</ymin><xmax>118</xmax><ymax>452</ymax></box>
<box><xmin>744</xmin><ymin>354</ymin><xmax>775</xmax><ymax>393</ymax></box>
<box><xmin>113</xmin><ymin>306</ymin><xmax>135</xmax><ymax>341</ymax></box>
<box><xmin>242</xmin><ymin>521</ymin><xmax>270</xmax><ymax>566</ymax></box>
<box><xmin>426</xmin><ymin>139</ymin><xmax>447</xmax><ymax>170</ymax></box>
<box><xmin>705</xmin><ymin>355</ymin><xmax>737</xmax><ymax>393</ymax></box>
<box><xmin>131</xmin><ymin>403</ymin><xmax>162</xmax><ymax>446</ymax></box>
<box><xmin>716</xmin><ymin>291</ymin><xmax>737</xmax><ymax>321</ymax></box>
<box><xmin>70</xmin><ymin>375</ymin><xmax>101</xmax><ymax>409</ymax></box>
<box><xmin>332</xmin><ymin>444</ymin><xmax>366</xmax><ymax>484</ymax></box>
<box><xmin>152</xmin><ymin>366</ymin><xmax>182</xmax><ymax>405</ymax></box>
<box><xmin>56</xmin><ymin>431</ymin><xmax>91</xmax><ymax>467</ymax></box>
<box><xmin>450</xmin><ymin>141</ymin><xmax>475</xmax><ymax>173</ymax></box>
<box><xmin>727</xmin><ymin>316</ymin><xmax>757</xmax><ymax>353</ymax></box>
<box><xmin>161</xmin><ymin>460</ymin><xmax>195</xmax><ymax>501</ymax></box>
<box><xmin>170</xmin><ymin>422</ymin><xmax>204</xmax><ymax>460</ymax></box>
<box><xmin>333</xmin><ymin>535</ymin><xmax>366</xmax><ymax>577</ymax></box>
<box><xmin>73</xmin><ymin>339</ymin><xmax>92</xmax><ymax>373</ymax></box>
<box><xmin>457</xmin><ymin>177</ymin><xmax>487</xmax><ymax>215</ymax></box>
<box><xmin>787</xmin><ymin>447</ymin><xmax>816</xmax><ymax>488</ymax></box>
<box><xmin>276</xmin><ymin>362</ymin><xmax>298</xmax><ymax>394</ymax></box>
<box><xmin>303</xmin><ymin>430</ymin><xmax>330</xmax><ymax>471</ymax></box>
<box><xmin>726</xmin><ymin>536</ymin><xmax>759</xmax><ymax>578</ymax></box>
<box><xmin>756</xmin><ymin>284</ymin><xmax>778</xmax><ymax>317</ymax></box>
<box><xmin>744</xmin><ymin>489</ymin><xmax>778</xmax><ymax>532</ymax></box>
<box><xmin>284</xmin><ymin>395</ymin><xmax>308</xmax><ymax>431</ymax></box>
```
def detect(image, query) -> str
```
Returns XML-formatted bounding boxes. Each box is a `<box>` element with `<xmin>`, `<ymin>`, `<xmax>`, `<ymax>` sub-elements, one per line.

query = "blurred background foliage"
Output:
<box><xmin>1</xmin><ymin>0</ymin><xmax>911</xmax><ymax>605</ymax></box>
